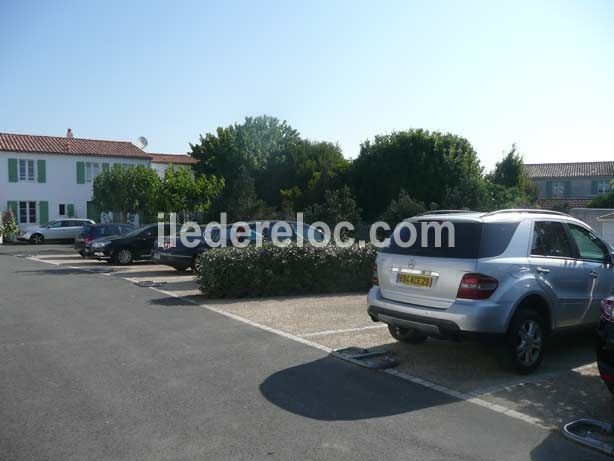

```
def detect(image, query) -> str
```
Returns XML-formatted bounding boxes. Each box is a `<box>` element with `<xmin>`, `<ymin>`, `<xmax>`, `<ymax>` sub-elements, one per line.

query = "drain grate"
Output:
<box><xmin>562</xmin><ymin>419</ymin><xmax>614</xmax><ymax>456</ymax></box>
<box><xmin>334</xmin><ymin>347</ymin><xmax>399</xmax><ymax>370</ymax></box>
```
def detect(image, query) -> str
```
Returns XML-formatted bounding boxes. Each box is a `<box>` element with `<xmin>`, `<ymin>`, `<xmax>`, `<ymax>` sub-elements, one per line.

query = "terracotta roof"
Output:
<box><xmin>0</xmin><ymin>132</ymin><xmax>151</xmax><ymax>159</ymax></box>
<box><xmin>148</xmin><ymin>153</ymin><xmax>198</xmax><ymax>165</ymax></box>
<box><xmin>526</xmin><ymin>161</ymin><xmax>614</xmax><ymax>179</ymax></box>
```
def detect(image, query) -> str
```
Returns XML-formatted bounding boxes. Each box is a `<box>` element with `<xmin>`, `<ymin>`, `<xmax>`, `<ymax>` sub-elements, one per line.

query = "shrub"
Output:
<box><xmin>197</xmin><ymin>243</ymin><xmax>378</xmax><ymax>298</ymax></box>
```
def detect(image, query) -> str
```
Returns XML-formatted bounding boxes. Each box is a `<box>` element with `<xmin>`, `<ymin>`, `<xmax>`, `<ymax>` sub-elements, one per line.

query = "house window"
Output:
<box><xmin>18</xmin><ymin>201</ymin><xmax>37</xmax><ymax>224</ymax></box>
<box><xmin>597</xmin><ymin>180</ymin><xmax>610</xmax><ymax>195</ymax></box>
<box><xmin>85</xmin><ymin>162</ymin><xmax>101</xmax><ymax>182</ymax></box>
<box><xmin>552</xmin><ymin>181</ymin><xmax>565</xmax><ymax>197</ymax></box>
<box><xmin>59</xmin><ymin>204</ymin><xmax>66</xmax><ymax>216</ymax></box>
<box><xmin>18</xmin><ymin>159</ymin><xmax>35</xmax><ymax>182</ymax></box>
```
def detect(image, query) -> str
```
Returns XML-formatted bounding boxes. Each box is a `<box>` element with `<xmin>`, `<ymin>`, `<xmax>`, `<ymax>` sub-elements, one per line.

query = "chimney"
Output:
<box><xmin>66</xmin><ymin>128</ymin><xmax>74</xmax><ymax>139</ymax></box>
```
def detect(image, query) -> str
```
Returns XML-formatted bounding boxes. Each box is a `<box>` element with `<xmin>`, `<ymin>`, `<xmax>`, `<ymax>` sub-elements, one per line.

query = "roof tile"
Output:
<box><xmin>526</xmin><ymin>162</ymin><xmax>614</xmax><ymax>178</ymax></box>
<box><xmin>0</xmin><ymin>132</ymin><xmax>151</xmax><ymax>159</ymax></box>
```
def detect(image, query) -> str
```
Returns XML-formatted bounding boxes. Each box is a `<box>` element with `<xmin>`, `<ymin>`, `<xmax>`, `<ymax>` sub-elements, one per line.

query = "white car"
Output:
<box><xmin>19</xmin><ymin>219</ymin><xmax>95</xmax><ymax>244</ymax></box>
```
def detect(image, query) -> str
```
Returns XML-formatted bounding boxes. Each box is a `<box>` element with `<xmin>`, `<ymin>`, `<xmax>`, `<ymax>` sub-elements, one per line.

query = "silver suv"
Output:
<box><xmin>368</xmin><ymin>209</ymin><xmax>614</xmax><ymax>373</ymax></box>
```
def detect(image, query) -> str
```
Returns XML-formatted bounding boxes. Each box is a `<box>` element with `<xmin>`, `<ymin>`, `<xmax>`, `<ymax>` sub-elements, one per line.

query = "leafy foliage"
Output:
<box><xmin>489</xmin><ymin>144</ymin><xmax>528</xmax><ymax>188</ymax></box>
<box><xmin>588</xmin><ymin>180</ymin><xmax>614</xmax><ymax>208</ymax></box>
<box><xmin>379</xmin><ymin>190</ymin><xmax>426</xmax><ymax>228</ymax></box>
<box><xmin>93</xmin><ymin>165</ymin><xmax>222</xmax><ymax>222</ymax></box>
<box><xmin>350</xmin><ymin>129</ymin><xmax>483</xmax><ymax>220</ymax></box>
<box><xmin>158</xmin><ymin>166</ymin><xmax>224</xmax><ymax>221</ymax></box>
<box><xmin>0</xmin><ymin>210</ymin><xmax>19</xmax><ymax>238</ymax></box>
<box><xmin>92</xmin><ymin>165</ymin><xmax>161</xmax><ymax>222</ymax></box>
<box><xmin>197</xmin><ymin>243</ymin><xmax>377</xmax><ymax>298</ymax></box>
<box><xmin>304</xmin><ymin>186</ymin><xmax>362</xmax><ymax>228</ymax></box>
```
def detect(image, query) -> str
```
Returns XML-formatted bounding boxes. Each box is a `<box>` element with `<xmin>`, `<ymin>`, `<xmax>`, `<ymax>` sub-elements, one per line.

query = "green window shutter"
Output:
<box><xmin>591</xmin><ymin>181</ymin><xmax>598</xmax><ymax>195</ymax></box>
<box><xmin>7</xmin><ymin>201</ymin><xmax>17</xmax><ymax>214</ymax></box>
<box><xmin>86</xmin><ymin>201</ymin><xmax>99</xmax><ymax>221</ymax></box>
<box><xmin>8</xmin><ymin>159</ymin><xmax>18</xmax><ymax>183</ymax></box>
<box><xmin>39</xmin><ymin>201</ymin><xmax>49</xmax><ymax>225</ymax></box>
<box><xmin>545</xmin><ymin>181</ymin><xmax>553</xmax><ymax>198</ymax></box>
<box><xmin>37</xmin><ymin>159</ymin><xmax>46</xmax><ymax>183</ymax></box>
<box><xmin>67</xmin><ymin>204</ymin><xmax>75</xmax><ymax>218</ymax></box>
<box><xmin>76</xmin><ymin>161</ymin><xmax>85</xmax><ymax>184</ymax></box>
<box><xmin>564</xmin><ymin>181</ymin><xmax>572</xmax><ymax>198</ymax></box>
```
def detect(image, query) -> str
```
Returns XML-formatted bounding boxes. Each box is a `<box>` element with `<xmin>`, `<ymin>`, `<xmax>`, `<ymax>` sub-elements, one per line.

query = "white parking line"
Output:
<box><xmin>23</xmin><ymin>254</ymin><xmax>554</xmax><ymax>430</ymax></box>
<box><xmin>299</xmin><ymin>324</ymin><xmax>387</xmax><ymax>338</ymax></box>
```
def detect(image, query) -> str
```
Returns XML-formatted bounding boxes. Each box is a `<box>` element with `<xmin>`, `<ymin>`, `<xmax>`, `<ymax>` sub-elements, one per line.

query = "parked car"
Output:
<box><xmin>75</xmin><ymin>223</ymin><xmax>135</xmax><ymax>256</ymax></box>
<box><xmin>153</xmin><ymin>221</ymin><xmax>326</xmax><ymax>272</ymax></box>
<box><xmin>18</xmin><ymin>219</ymin><xmax>95</xmax><ymax>244</ymax></box>
<box><xmin>86</xmin><ymin>223</ymin><xmax>177</xmax><ymax>265</ymax></box>
<box><xmin>597</xmin><ymin>297</ymin><xmax>614</xmax><ymax>394</ymax></box>
<box><xmin>368</xmin><ymin>209</ymin><xmax>614</xmax><ymax>374</ymax></box>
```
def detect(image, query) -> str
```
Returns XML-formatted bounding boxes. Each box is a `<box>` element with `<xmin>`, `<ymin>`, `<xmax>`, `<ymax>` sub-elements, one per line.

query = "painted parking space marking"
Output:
<box><xmin>20</xmin><ymin>252</ymin><xmax>602</xmax><ymax>431</ymax></box>
<box><xmin>299</xmin><ymin>324</ymin><xmax>387</xmax><ymax>338</ymax></box>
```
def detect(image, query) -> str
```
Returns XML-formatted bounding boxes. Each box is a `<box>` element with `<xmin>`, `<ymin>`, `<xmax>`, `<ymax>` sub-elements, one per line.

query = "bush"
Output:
<box><xmin>197</xmin><ymin>243</ymin><xmax>378</xmax><ymax>298</ymax></box>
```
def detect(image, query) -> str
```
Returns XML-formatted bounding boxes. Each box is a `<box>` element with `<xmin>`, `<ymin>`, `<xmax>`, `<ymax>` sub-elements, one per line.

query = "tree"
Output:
<box><xmin>258</xmin><ymin>139</ymin><xmax>350</xmax><ymax>210</ymax></box>
<box><xmin>158</xmin><ymin>166</ymin><xmax>224</xmax><ymax>222</ymax></box>
<box><xmin>304</xmin><ymin>186</ymin><xmax>362</xmax><ymax>228</ymax></box>
<box><xmin>350</xmin><ymin>129</ymin><xmax>483</xmax><ymax>220</ymax></box>
<box><xmin>379</xmin><ymin>190</ymin><xmax>426</xmax><ymax>228</ymax></box>
<box><xmin>92</xmin><ymin>165</ymin><xmax>161</xmax><ymax>223</ymax></box>
<box><xmin>489</xmin><ymin>144</ymin><xmax>528</xmax><ymax>189</ymax></box>
<box><xmin>190</xmin><ymin>115</ymin><xmax>301</xmax><ymax>215</ymax></box>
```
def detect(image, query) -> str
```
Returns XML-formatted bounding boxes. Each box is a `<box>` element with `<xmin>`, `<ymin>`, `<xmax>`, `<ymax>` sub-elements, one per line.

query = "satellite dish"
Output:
<box><xmin>135</xmin><ymin>136</ymin><xmax>148</xmax><ymax>149</ymax></box>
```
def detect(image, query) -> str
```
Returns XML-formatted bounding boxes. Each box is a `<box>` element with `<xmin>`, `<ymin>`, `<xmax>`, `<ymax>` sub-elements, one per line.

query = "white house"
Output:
<box><xmin>149</xmin><ymin>153</ymin><xmax>198</xmax><ymax>178</ymax></box>
<box><xmin>0</xmin><ymin>130</ymin><xmax>197</xmax><ymax>230</ymax></box>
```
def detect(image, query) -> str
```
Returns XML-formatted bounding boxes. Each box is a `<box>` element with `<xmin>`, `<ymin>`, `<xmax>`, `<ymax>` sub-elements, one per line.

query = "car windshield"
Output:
<box><xmin>123</xmin><ymin>225</ymin><xmax>154</xmax><ymax>239</ymax></box>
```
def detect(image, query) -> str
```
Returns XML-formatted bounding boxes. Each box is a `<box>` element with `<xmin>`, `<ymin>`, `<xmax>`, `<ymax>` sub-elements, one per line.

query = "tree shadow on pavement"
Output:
<box><xmin>259</xmin><ymin>354</ymin><xmax>455</xmax><ymax>421</ymax></box>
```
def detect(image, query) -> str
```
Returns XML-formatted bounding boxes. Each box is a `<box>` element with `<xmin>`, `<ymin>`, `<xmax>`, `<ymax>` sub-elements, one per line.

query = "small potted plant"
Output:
<box><xmin>0</xmin><ymin>210</ymin><xmax>19</xmax><ymax>244</ymax></box>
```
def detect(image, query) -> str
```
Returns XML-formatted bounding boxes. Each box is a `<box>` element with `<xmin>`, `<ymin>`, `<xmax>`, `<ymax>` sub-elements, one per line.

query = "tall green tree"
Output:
<box><xmin>489</xmin><ymin>144</ymin><xmax>528</xmax><ymax>188</ymax></box>
<box><xmin>158</xmin><ymin>166</ymin><xmax>224</xmax><ymax>221</ymax></box>
<box><xmin>350</xmin><ymin>129</ymin><xmax>483</xmax><ymax>220</ymax></box>
<box><xmin>92</xmin><ymin>165</ymin><xmax>161</xmax><ymax>222</ymax></box>
<box><xmin>190</xmin><ymin>115</ymin><xmax>301</xmax><ymax>215</ymax></box>
<box><xmin>259</xmin><ymin>139</ymin><xmax>350</xmax><ymax>210</ymax></box>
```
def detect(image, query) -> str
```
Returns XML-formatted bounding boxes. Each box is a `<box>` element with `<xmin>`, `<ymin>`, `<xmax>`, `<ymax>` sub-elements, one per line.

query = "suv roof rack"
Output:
<box><xmin>415</xmin><ymin>209</ymin><xmax>475</xmax><ymax>217</ymax></box>
<box><xmin>481</xmin><ymin>209</ymin><xmax>571</xmax><ymax>218</ymax></box>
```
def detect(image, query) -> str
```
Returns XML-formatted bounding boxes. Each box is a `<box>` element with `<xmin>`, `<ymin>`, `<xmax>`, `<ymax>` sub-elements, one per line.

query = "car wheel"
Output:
<box><xmin>388</xmin><ymin>324</ymin><xmax>428</xmax><ymax>344</ymax></box>
<box><xmin>30</xmin><ymin>234</ymin><xmax>44</xmax><ymax>245</ymax></box>
<box><xmin>191</xmin><ymin>255</ymin><xmax>203</xmax><ymax>273</ymax></box>
<box><xmin>114</xmin><ymin>249</ymin><xmax>133</xmax><ymax>265</ymax></box>
<box><xmin>79</xmin><ymin>251</ymin><xmax>85</xmax><ymax>258</ymax></box>
<box><xmin>500</xmin><ymin>309</ymin><xmax>546</xmax><ymax>374</ymax></box>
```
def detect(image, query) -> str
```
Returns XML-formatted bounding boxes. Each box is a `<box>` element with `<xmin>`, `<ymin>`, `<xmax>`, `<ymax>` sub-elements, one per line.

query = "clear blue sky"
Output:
<box><xmin>1</xmin><ymin>0</ymin><xmax>612</xmax><ymax>170</ymax></box>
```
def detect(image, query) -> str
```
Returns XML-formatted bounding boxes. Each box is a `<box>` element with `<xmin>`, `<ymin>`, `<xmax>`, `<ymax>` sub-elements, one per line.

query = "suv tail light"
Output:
<box><xmin>601</xmin><ymin>298</ymin><xmax>614</xmax><ymax>322</ymax></box>
<box><xmin>372</xmin><ymin>262</ymin><xmax>379</xmax><ymax>286</ymax></box>
<box><xmin>83</xmin><ymin>236</ymin><xmax>92</xmax><ymax>244</ymax></box>
<box><xmin>457</xmin><ymin>273</ymin><xmax>498</xmax><ymax>300</ymax></box>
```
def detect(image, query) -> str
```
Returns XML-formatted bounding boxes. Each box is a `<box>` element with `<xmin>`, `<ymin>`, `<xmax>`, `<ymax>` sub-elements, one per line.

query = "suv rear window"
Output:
<box><xmin>382</xmin><ymin>221</ymin><xmax>519</xmax><ymax>259</ymax></box>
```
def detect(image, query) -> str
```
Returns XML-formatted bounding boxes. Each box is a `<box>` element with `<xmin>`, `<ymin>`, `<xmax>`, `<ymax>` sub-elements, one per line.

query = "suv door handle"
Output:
<box><xmin>589</xmin><ymin>270</ymin><xmax>599</xmax><ymax>278</ymax></box>
<box><xmin>536</xmin><ymin>267</ymin><xmax>550</xmax><ymax>274</ymax></box>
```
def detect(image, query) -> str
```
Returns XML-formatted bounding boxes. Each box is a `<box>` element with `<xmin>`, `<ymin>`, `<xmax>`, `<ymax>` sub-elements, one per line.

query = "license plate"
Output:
<box><xmin>94</xmin><ymin>252</ymin><xmax>104</xmax><ymax>257</ymax></box>
<box><xmin>153</xmin><ymin>253</ymin><xmax>161</xmax><ymax>260</ymax></box>
<box><xmin>399</xmin><ymin>273</ymin><xmax>433</xmax><ymax>288</ymax></box>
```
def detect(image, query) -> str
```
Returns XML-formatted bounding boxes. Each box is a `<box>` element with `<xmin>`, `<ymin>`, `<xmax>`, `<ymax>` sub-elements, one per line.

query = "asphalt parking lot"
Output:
<box><xmin>3</xmin><ymin>242</ymin><xmax>613</xmax><ymax>433</ymax></box>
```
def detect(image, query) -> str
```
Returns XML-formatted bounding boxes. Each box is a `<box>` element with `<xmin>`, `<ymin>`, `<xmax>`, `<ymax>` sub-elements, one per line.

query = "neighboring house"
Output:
<box><xmin>149</xmin><ymin>153</ymin><xmax>198</xmax><ymax>178</ymax></box>
<box><xmin>526</xmin><ymin>161</ymin><xmax>614</xmax><ymax>209</ymax></box>
<box><xmin>0</xmin><ymin>130</ymin><xmax>196</xmax><ymax>230</ymax></box>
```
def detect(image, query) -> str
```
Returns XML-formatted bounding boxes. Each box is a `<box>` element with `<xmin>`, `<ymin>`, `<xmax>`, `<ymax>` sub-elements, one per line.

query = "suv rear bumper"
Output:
<box><xmin>367</xmin><ymin>286</ymin><xmax>508</xmax><ymax>336</ymax></box>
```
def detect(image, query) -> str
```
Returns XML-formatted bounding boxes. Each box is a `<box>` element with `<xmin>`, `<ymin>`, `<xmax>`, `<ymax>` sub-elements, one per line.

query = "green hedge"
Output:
<box><xmin>197</xmin><ymin>243</ymin><xmax>377</xmax><ymax>298</ymax></box>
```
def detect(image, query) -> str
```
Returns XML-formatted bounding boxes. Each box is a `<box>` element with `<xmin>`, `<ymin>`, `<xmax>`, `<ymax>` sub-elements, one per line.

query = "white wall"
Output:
<box><xmin>0</xmin><ymin>151</ymin><xmax>149</xmax><ymax>231</ymax></box>
<box><xmin>151</xmin><ymin>162</ymin><xmax>194</xmax><ymax>179</ymax></box>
